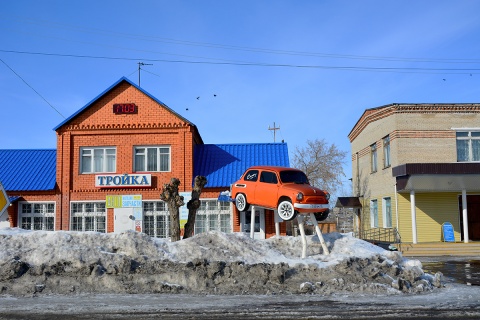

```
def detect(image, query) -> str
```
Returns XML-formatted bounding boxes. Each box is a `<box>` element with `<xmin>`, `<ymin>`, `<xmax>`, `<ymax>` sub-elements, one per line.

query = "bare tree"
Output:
<box><xmin>159</xmin><ymin>177</ymin><xmax>184</xmax><ymax>242</ymax></box>
<box><xmin>183</xmin><ymin>176</ymin><xmax>208</xmax><ymax>239</ymax></box>
<box><xmin>291</xmin><ymin>138</ymin><xmax>347</xmax><ymax>196</ymax></box>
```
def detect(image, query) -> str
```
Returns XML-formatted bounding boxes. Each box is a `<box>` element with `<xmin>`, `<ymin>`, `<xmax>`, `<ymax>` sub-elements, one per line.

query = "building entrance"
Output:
<box><xmin>241</xmin><ymin>207</ymin><xmax>265</xmax><ymax>239</ymax></box>
<box><xmin>460</xmin><ymin>195</ymin><xmax>480</xmax><ymax>241</ymax></box>
<box><xmin>114</xmin><ymin>208</ymin><xmax>136</xmax><ymax>233</ymax></box>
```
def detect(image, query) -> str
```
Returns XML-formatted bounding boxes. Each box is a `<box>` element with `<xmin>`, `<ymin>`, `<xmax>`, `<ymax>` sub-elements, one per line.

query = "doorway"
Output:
<box><xmin>459</xmin><ymin>195</ymin><xmax>480</xmax><ymax>241</ymax></box>
<box><xmin>241</xmin><ymin>207</ymin><xmax>265</xmax><ymax>239</ymax></box>
<box><xmin>114</xmin><ymin>207</ymin><xmax>136</xmax><ymax>233</ymax></box>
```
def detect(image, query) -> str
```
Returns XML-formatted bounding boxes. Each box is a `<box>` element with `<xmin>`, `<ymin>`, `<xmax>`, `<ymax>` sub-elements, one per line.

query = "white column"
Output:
<box><xmin>410</xmin><ymin>190</ymin><xmax>418</xmax><ymax>244</ymax></box>
<box><xmin>309</xmin><ymin>213</ymin><xmax>330</xmax><ymax>255</ymax></box>
<box><xmin>273</xmin><ymin>210</ymin><xmax>282</xmax><ymax>236</ymax></box>
<box><xmin>250</xmin><ymin>206</ymin><xmax>255</xmax><ymax>239</ymax></box>
<box><xmin>462</xmin><ymin>189</ymin><xmax>469</xmax><ymax>243</ymax></box>
<box><xmin>297</xmin><ymin>215</ymin><xmax>307</xmax><ymax>259</ymax></box>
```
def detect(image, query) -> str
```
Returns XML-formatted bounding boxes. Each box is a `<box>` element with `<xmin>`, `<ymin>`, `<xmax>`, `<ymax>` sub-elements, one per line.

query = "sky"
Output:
<box><xmin>2</xmin><ymin>1</ymin><xmax>480</xmax><ymax>195</ymax></box>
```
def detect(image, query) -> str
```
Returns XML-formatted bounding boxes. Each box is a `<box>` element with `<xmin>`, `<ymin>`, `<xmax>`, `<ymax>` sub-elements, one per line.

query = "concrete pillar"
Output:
<box><xmin>410</xmin><ymin>190</ymin><xmax>417</xmax><ymax>244</ymax></box>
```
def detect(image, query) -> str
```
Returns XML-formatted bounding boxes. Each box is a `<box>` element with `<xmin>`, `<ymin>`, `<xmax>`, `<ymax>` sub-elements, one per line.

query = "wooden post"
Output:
<box><xmin>183</xmin><ymin>176</ymin><xmax>207</xmax><ymax>239</ymax></box>
<box><xmin>159</xmin><ymin>178</ymin><xmax>184</xmax><ymax>242</ymax></box>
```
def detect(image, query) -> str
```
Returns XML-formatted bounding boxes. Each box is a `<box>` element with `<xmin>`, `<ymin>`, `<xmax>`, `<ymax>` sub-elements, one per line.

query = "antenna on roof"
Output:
<box><xmin>137</xmin><ymin>62</ymin><xmax>153</xmax><ymax>87</ymax></box>
<box><xmin>268</xmin><ymin>122</ymin><xmax>280</xmax><ymax>142</ymax></box>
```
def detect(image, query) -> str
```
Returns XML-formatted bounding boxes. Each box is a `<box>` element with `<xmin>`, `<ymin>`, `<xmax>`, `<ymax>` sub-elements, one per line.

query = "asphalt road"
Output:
<box><xmin>1</xmin><ymin>284</ymin><xmax>480</xmax><ymax>320</ymax></box>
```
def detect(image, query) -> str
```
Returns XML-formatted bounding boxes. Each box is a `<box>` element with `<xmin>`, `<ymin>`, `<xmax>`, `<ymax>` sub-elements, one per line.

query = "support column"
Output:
<box><xmin>250</xmin><ymin>206</ymin><xmax>255</xmax><ymax>239</ymax></box>
<box><xmin>310</xmin><ymin>213</ymin><xmax>330</xmax><ymax>255</ymax></box>
<box><xmin>274</xmin><ymin>210</ymin><xmax>281</xmax><ymax>236</ymax></box>
<box><xmin>462</xmin><ymin>189</ymin><xmax>469</xmax><ymax>243</ymax></box>
<box><xmin>410</xmin><ymin>190</ymin><xmax>418</xmax><ymax>244</ymax></box>
<box><xmin>297</xmin><ymin>215</ymin><xmax>307</xmax><ymax>259</ymax></box>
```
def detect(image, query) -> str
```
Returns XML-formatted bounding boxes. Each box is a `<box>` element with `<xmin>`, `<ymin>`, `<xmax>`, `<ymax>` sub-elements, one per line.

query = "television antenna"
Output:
<box><xmin>137</xmin><ymin>62</ymin><xmax>153</xmax><ymax>87</ymax></box>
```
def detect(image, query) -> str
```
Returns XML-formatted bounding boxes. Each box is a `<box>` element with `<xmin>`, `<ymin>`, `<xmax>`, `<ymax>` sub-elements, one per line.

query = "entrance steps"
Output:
<box><xmin>400</xmin><ymin>242</ymin><xmax>480</xmax><ymax>257</ymax></box>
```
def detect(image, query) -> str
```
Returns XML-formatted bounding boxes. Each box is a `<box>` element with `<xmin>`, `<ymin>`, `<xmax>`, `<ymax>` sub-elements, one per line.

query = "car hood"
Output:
<box><xmin>281</xmin><ymin>183</ymin><xmax>328</xmax><ymax>196</ymax></box>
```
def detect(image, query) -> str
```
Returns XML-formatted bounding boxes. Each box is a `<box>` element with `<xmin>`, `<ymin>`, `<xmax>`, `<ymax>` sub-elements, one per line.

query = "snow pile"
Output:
<box><xmin>0</xmin><ymin>228</ymin><xmax>442</xmax><ymax>296</ymax></box>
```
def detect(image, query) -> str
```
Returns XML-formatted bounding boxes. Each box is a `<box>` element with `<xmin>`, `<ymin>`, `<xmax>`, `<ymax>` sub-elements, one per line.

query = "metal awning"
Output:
<box><xmin>335</xmin><ymin>197</ymin><xmax>362</xmax><ymax>208</ymax></box>
<box><xmin>393</xmin><ymin>163</ymin><xmax>480</xmax><ymax>192</ymax></box>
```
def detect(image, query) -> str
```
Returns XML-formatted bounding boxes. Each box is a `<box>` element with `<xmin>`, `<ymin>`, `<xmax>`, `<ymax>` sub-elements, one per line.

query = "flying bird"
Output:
<box><xmin>196</xmin><ymin>97</ymin><xmax>200</xmax><ymax>100</ymax></box>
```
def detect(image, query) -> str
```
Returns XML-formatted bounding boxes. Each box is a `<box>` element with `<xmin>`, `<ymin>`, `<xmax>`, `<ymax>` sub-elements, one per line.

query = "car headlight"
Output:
<box><xmin>296</xmin><ymin>192</ymin><xmax>304</xmax><ymax>201</ymax></box>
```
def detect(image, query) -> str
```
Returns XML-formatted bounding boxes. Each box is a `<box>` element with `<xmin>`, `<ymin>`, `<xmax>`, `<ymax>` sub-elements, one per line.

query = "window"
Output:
<box><xmin>70</xmin><ymin>202</ymin><xmax>106</xmax><ymax>232</ymax></box>
<box><xmin>456</xmin><ymin>131</ymin><xmax>480</xmax><ymax>162</ymax></box>
<box><xmin>244</xmin><ymin>170</ymin><xmax>259</xmax><ymax>182</ymax></box>
<box><xmin>383</xmin><ymin>136</ymin><xmax>391</xmax><ymax>168</ymax></box>
<box><xmin>383</xmin><ymin>197</ymin><xmax>392</xmax><ymax>228</ymax></box>
<box><xmin>19</xmin><ymin>202</ymin><xmax>55</xmax><ymax>231</ymax></box>
<box><xmin>81</xmin><ymin>147</ymin><xmax>116</xmax><ymax>173</ymax></box>
<box><xmin>195</xmin><ymin>199</ymin><xmax>231</xmax><ymax>234</ymax></box>
<box><xmin>371</xmin><ymin>143</ymin><xmax>377</xmax><ymax>173</ymax></box>
<box><xmin>370</xmin><ymin>199</ymin><xmax>378</xmax><ymax>228</ymax></box>
<box><xmin>143</xmin><ymin>201</ymin><xmax>170</xmax><ymax>238</ymax></box>
<box><xmin>134</xmin><ymin>146</ymin><xmax>170</xmax><ymax>172</ymax></box>
<box><xmin>260</xmin><ymin>171</ymin><xmax>278</xmax><ymax>184</ymax></box>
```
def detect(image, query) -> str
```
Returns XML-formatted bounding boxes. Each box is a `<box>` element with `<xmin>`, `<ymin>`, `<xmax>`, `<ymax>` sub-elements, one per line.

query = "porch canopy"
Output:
<box><xmin>335</xmin><ymin>197</ymin><xmax>362</xmax><ymax>208</ymax></box>
<box><xmin>393</xmin><ymin>163</ymin><xmax>480</xmax><ymax>192</ymax></box>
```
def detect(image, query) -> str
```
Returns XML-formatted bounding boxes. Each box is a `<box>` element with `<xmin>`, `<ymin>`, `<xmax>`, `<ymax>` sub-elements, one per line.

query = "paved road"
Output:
<box><xmin>1</xmin><ymin>284</ymin><xmax>480</xmax><ymax>320</ymax></box>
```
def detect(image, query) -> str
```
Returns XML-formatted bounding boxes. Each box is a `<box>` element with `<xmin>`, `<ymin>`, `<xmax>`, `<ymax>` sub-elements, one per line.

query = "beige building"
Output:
<box><xmin>348</xmin><ymin>103</ymin><xmax>480</xmax><ymax>244</ymax></box>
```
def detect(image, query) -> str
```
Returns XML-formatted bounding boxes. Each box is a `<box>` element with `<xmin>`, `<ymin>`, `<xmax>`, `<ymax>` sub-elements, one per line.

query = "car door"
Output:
<box><xmin>254</xmin><ymin>170</ymin><xmax>280</xmax><ymax>209</ymax></box>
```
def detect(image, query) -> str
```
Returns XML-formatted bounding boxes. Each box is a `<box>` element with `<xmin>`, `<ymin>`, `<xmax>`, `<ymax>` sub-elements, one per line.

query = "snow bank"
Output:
<box><xmin>0</xmin><ymin>228</ymin><xmax>442</xmax><ymax>296</ymax></box>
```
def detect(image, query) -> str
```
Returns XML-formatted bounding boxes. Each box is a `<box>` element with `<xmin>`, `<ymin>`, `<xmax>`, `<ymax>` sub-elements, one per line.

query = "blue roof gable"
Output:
<box><xmin>53</xmin><ymin>77</ymin><xmax>195</xmax><ymax>131</ymax></box>
<box><xmin>194</xmin><ymin>143</ymin><xmax>290</xmax><ymax>188</ymax></box>
<box><xmin>0</xmin><ymin>149</ymin><xmax>56</xmax><ymax>191</ymax></box>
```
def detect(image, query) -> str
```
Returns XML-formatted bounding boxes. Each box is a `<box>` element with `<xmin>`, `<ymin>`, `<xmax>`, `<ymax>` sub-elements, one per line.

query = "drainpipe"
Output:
<box><xmin>410</xmin><ymin>190</ymin><xmax>417</xmax><ymax>244</ymax></box>
<box><xmin>462</xmin><ymin>189</ymin><xmax>469</xmax><ymax>243</ymax></box>
<box><xmin>394</xmin><ymin>184</ymin><xmax>399</xmax><ymax>232</ymax></box>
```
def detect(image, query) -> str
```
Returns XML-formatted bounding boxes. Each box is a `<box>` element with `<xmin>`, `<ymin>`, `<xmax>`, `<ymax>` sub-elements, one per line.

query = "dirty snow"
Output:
<box><xmin>0</xmin><ymin>228</ymin><xmax>442</xmax><ymax>297</ymax></box>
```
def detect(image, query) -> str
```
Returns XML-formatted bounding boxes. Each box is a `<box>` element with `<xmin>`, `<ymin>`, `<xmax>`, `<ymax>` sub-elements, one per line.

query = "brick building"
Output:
<box><xmin>0</xmin><ymin>77</ymin><xmax>289</xmax><ymax>239</ymax></box>
<box><xmin>349</xmin><ymin>103</ymin><xmax>480</xmax><ymax>244</ymax></box>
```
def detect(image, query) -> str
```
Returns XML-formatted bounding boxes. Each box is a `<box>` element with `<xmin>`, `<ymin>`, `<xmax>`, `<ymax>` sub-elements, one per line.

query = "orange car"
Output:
<box><xmin>231</xmin><ymin>166</ymin><xmax>330</xmax><ymax>221</ymax></box>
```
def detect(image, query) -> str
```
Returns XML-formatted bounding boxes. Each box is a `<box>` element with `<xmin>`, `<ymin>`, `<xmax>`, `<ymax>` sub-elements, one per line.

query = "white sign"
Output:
<box><xmin>95</xmin><ymin>173</ymin><xmax>152</xmax><ymax>188</ymax></box>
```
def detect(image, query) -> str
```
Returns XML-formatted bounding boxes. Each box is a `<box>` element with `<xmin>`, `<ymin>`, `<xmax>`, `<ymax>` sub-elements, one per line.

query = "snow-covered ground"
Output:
<box><xmin>0</xmin><ymin>228</ymin><xmax>441</xmax><ymax>297</ymax></box>
<box><xmin>3</xmin><ymin>228</ymin><xmax>480</xmax><ymax>319</ymax></box>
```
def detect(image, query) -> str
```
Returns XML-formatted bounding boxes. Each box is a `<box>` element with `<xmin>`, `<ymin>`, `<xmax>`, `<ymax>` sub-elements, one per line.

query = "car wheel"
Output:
<box><xmin>235</xmin><ymin>193</ymin><xmax>249</xmax><ymax>212</ymax></box>
<box><xmin>278</xmin><ymin>200</ymin><xmax>297</xmax><ymax>221</ymax></box>
<box><xmin>314</xmin><ymin>210</ymin><xmax>329</xmax><ymax>222</ymax></box>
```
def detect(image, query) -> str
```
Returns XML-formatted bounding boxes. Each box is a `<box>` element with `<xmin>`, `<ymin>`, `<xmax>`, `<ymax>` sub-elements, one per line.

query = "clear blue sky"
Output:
<box><xmin>2</xmin><ymin>1</ymin><xmax>480</xmax><ymax>195</ymax></box>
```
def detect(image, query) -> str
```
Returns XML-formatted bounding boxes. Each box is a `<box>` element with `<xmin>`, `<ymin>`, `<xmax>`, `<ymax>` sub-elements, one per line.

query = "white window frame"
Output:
<box><xmin>19</xmin><ymin>201</ymin><xmax>55</xmax><ymax>231</ymax></box>
<box><xmin>382</xmin><ymin>197</ymin><xmax>392</xmax><ymax>228</ymax></box>
<box><xmin>70</xmin><ymin>201</ymin><xmax>106</xmax><ymax>232</ymax></box>
<box><xmin>370</xmin><ymin>199</ymin><xmax>378</xmax><ymax>228</ymax></box>
<box><xmin>143</xmin><ymin>201</ymin><xmax>170</xmax><ymax>238</ymax></box>
<box><xmin>456</xmin><ymin>130</ymin><xmax>480</xmax><ymax>162</ymax></box>
<box><xmin>371</xmin><ymin>143</ymin><xmax>377</xmax><ymax>173</ymax></box>
<box><xmin>80</xmin><ymin>147</ymin><xmax>116</xmax><ymax>174</ymax></box>
<box><xmin>383</xmin><ymin>135</ymin><xmax>391</xmax><ymax>168</ymax></box>
<box><xmin>134</xmin><ymin>146</ymin><xmax>171</xmax><ymax>172</ymax></box>
<box><xmin>195</xmin><ymin>199</ymin><xmax>232</xmax><ymax>235</ymax></box>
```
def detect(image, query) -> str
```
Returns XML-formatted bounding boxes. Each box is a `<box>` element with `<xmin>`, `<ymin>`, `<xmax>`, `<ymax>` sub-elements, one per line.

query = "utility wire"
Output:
<box><xmin>2</xmin><ymin>15</ymin><xmax>480</xmax><ymax>64</ymax></box>
<box><xmin>0</xmin><ymin>58</ymin><xmax>65</xmax><ymax>118</ymax></box>
<box><xmin>2</xmin><ymin>49</ymin><xmax>480</xmax><ymax>75</ymax></box>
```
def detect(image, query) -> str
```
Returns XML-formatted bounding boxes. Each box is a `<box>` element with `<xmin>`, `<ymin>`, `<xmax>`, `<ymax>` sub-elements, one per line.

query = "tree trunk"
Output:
<box><xmin>183</xmin><ymin>176</ymin><xmax>207</xmax><ymax>239</ymax></box>
<box><xmin>159</xmin><ymin>177</ymin><xmax>184</xmax><ymax>242</ymax></box>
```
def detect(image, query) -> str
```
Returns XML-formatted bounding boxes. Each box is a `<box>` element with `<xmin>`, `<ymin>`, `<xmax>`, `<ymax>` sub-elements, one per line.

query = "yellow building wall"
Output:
<box><xmin>397</xmin><ymin>192</ymin><xmax>461</xmax><ymax>243</ymax></box>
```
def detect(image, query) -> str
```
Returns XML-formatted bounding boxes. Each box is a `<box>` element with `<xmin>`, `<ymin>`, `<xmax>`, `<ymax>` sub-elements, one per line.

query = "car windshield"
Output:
<box><xmin>279</xmin><ymin>170</ymin><xmax>309</xmax><ymax>184</ymax></box>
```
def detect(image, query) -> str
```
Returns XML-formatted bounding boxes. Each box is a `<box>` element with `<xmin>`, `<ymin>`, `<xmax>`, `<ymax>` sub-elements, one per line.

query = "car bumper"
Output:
<box><xmin>294</xmin><ymin>203</ymin><xmax>329</xmax><ymax>211</ymax></box>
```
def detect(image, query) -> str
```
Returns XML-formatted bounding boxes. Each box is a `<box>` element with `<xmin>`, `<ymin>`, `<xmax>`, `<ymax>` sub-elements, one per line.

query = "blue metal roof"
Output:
<box><xmin>0</xmin><ymin>150</ymin><xmax>57</xmax><ymax>191</ymax></box>
<box><xmin>194</xmin><ymin>143</ymin><xmax>290</xmax><ymax>188</ymax></box>
<box><xmin>53</xmin><ymin>77</ymin><xmax>196</xmax><ymax>131</ymax></box>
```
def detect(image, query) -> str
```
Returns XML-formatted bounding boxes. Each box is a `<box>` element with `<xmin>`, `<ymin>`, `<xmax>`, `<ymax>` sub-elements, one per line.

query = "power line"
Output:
<box><xmin>3</xmin><ymin>15</ymin><xmax>480</xmax><ymax>64</ymax></box>
<box><xmin>2</xmin><ymin>49</ymin><xmax>480</xmax><ymax>75</ymax></box>
<box><xmin>0</xmin><ymin>58</ymin><xmax>65</xmax><ymax>118</ymax></box>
